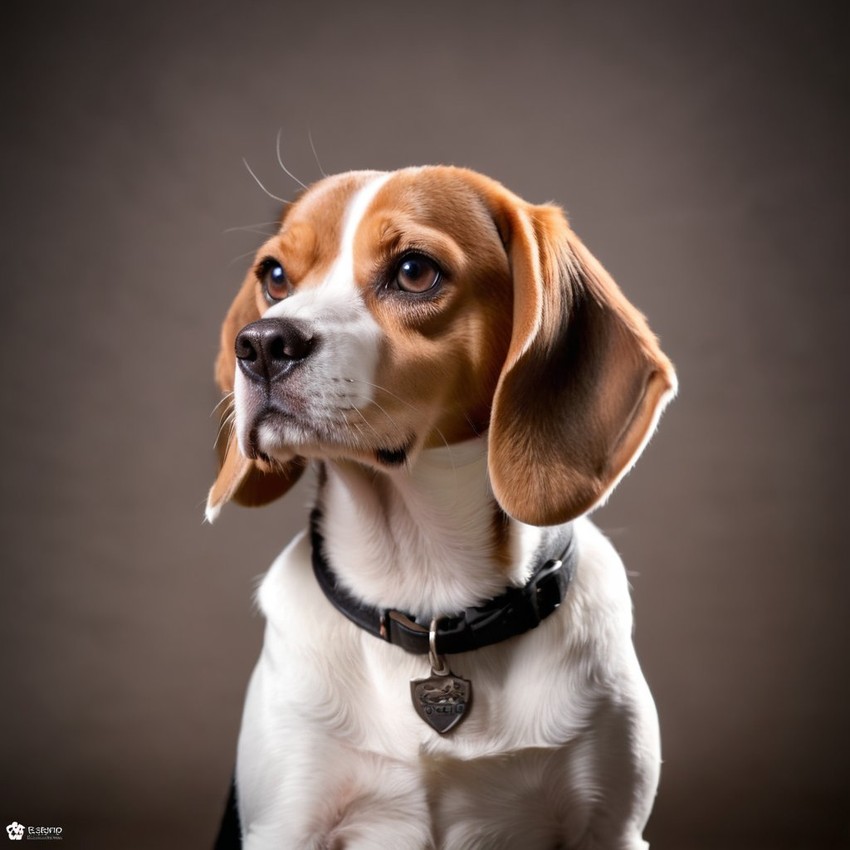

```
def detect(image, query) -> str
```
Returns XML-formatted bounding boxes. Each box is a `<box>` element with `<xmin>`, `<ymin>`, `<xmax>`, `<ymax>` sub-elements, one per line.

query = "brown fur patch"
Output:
<box><xmin>348</xmin><ymin>169</ymin><xmax>515</xmax><ymax>448</ymax></box>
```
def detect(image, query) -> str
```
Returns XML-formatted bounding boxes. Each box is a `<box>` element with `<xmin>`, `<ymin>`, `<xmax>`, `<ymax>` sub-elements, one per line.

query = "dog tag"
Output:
<box><xmin>410</xmin><ymin>669</ymin><xmax>471</xmax><ymax>734</ymax></box>
<box><xmin>409</xmin><ymin>618</ymin><xmax>471</xmax><ymax>734</ymax></box>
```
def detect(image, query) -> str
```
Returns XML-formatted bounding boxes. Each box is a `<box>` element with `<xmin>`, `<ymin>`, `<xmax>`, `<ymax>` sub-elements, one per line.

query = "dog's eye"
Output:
<box><xmin>393</xmin><ymin>253</ymin><xmax>442</xmax><ymax>294</ymax></box>
<box><xmin>257</xmin><ymin>258</ymin><xmax>291</xmax><ymax>303</ymax></box>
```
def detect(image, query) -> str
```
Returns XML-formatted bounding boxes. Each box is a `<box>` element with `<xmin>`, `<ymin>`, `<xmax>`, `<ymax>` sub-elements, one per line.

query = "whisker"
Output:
<box><xmin>360</xmin><ymin>396</ymin><xmax>402</xmax><ymax>433</ymax></box>
<box><xmin>276</xmin><ymin>129</ymin><xmax>309</xmax><ymax>191</ymax></box>
<box><xmin>461</xmin><ymin>410</ymin><xmax>484</xmax><ymax>438</ymax></box>
<box><xmin>213</xmin><ymin>410</ymin><xmax>237</xmax><ymax>449</ymax></box>
<box><xmin>223</xmin><ymin>225</ymin><xmax>280</xmax><ymax>238</ymax></box>
<box><xmin>228</xmin><ymin>248</ymin><xmax>263</xmax><ymax>267</ymax></box>
<box><xmin>242</xmin><ymin>157</ymin><xmax>292</xmax><ymax>205</ymax></box>
<box><xmin>432</xmin><ymin>425</ymin><xmax>453</xmax><ymax>454</ymax></box>
<box><xmin>215</xmin><ymin>422</ymin><xmax>234</xmax><ymax>448</ymax></box>
<box><xmin>210</xmin><ymin>392</ymin><xmax>235</xmax><ymax>417</ymax></box>
<box><xmin>343</xmin><ymin>378</ymin><xmax>419</xmax><ymax>414</ymax></box>
<box><xmin>350</xmin><ymin>405</ymin><xmax>384</xmax><ymax>443</ymax></box>
<box><xmin>308</xmin><ymin>129</ymin><xmax>327</xmax><ymax>178</ymax></box>
<box><xmin>223</xmin><ymin>221</ymin><xmax>283</xmax><ymax>234</ymax></box>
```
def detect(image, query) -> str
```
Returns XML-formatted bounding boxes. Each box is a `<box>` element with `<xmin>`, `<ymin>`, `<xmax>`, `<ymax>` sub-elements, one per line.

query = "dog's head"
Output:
<box><xmin>207</xmin><ymin>167</ymin><xmax>676</xmax><ymax>525</ymax></box>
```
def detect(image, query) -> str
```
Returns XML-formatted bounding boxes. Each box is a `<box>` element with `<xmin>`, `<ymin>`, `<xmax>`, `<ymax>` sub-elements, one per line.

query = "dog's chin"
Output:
<box><xmin>246</xmin><ymin>413</ymin><xmax>417</xmax><ymax>471</ymax></box>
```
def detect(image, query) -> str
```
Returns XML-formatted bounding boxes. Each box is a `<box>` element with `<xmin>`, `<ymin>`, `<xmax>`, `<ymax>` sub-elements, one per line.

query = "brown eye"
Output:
<box><xmin>393</xmin><ymin>253</ymin><xmax>442</xmax><ymax>294</ymax></box>
<box><xmin>258</xmin><ymin>258</ymin><xmax>290</xmax><ymax>303</ymax></box>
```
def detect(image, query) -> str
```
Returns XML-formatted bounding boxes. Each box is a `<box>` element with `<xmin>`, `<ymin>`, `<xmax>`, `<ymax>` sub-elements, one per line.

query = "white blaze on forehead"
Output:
<box><xmin>330</xmin><ymin>171</ymin><xmax>392</xmax><ymax>300</ymax></box>
<box><xmin>264</xmin><ymin>171</ymin><xmax>391</xmax><ymax>321</ymax></box>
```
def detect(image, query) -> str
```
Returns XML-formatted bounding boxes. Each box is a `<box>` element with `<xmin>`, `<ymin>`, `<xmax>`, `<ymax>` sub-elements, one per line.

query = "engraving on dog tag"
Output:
<box><xmin>410</xmin><ymin>670</ymin><xmax>471</xmax><ymax>734</ymax></box>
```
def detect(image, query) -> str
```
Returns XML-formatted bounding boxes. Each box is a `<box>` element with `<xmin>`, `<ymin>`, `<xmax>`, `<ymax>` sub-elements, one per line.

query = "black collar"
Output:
<box><xmin>310</xmin><ymin>509</ymin><xmax>577</xmax><ymax>656</ymax></box>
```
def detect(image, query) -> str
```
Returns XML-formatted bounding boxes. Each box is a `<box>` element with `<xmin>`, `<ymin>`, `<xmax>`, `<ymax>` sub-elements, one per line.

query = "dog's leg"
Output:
<box><xmin>295</xmin><ymin>755</ymin><xmax>434</xmax><ymax>850</ymax></box>
<box><xmin>569</xmin><ymin>687</ymin><xmax>660</xmax><ymax>850</ymax></box>
<box><xmin>239</xmin><ymin>756</ymin><xmax>434</xmax><ymax>850</ymax></box>
<box><xmin>238</xmin><ymin>666</ymin><xmax>432</xmax><ymax>849</ymax></box>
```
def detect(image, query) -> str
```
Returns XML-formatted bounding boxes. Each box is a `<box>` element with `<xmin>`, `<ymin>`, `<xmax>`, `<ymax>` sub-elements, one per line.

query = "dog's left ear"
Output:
<box><xmin>488</xmin><ymin>202</ymin><xmax>677</xmax><ymax>526</ymax></box>
<box><xmin>205</xmin><ymin>276</ymin><xmax>305</xmax><ymax>523</ymax></box>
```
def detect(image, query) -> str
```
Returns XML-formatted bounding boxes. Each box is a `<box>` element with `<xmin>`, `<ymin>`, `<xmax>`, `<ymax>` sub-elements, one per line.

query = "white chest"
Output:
<box><xmin>234</xmin><ymin>520</ymin><xmax>654</xmax><ymax>849</ymax></box>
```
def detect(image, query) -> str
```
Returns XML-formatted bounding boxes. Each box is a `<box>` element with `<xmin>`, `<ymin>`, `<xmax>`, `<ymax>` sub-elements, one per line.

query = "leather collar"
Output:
<box><xmin>310</xmin><ymin>509</ymin><xmax>577</xmax><ymax>656</ymax></box>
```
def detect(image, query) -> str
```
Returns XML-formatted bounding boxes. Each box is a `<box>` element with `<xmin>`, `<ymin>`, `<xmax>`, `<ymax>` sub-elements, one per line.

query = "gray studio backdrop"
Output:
<box><xmin>1</xmin><ymin>1</ymin><xmax>846</xmax><ymax>848</ymax></box>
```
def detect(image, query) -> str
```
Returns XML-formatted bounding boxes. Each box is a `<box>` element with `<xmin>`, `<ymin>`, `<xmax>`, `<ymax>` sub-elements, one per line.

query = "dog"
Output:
<box><xmin>206</xmin><ymin>166</ymin><xmax>677</xmax><ymax>849</ymax></box>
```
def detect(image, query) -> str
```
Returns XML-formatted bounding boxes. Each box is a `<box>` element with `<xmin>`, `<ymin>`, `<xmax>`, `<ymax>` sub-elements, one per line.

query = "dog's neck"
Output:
<box><xmin>317</xmin><ymin>438</ymin><xmax>543</xmax><ymax>620</ymax></box>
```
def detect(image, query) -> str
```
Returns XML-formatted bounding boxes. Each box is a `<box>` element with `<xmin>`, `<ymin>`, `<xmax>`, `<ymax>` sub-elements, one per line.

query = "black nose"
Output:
<box><xmin>235</xmin><ymin>319</ymin><xmax>317</xmax><ymax>383</ymax></box>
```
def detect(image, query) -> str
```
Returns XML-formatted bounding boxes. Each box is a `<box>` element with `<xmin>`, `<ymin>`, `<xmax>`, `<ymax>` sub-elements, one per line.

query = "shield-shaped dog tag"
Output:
<box><xmin>410</xmin><ymin>670</ymin><xmax>472</xmax><ymax>734</ymax></box>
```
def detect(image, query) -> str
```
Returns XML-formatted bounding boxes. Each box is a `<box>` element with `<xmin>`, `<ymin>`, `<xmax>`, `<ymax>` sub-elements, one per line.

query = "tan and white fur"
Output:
<box><xmin>207</xmin><ymin>166</ymin><xmax>677</xmax><ymax>849</ymax></box>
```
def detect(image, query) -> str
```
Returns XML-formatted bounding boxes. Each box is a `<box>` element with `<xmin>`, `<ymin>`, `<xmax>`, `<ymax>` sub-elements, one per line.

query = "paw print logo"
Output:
<box><xmin>5</xmin><ymin>822</ymin><xmax>24</xmax><ymax>840</ymax></box>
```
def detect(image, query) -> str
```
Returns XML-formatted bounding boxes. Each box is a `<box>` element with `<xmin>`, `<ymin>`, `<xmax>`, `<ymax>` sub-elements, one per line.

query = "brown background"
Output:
<box><xmin>1</xmin><ymin>1</ymin><xmax>847</xmax><ymax>848</ymax></box>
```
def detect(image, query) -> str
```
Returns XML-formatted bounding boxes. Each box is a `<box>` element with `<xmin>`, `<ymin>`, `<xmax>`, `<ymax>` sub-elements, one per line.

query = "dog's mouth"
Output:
<box><xmin>239</xmin><ymin>396</ymin><xmax>417</xmax><ymax>470</ymax></box>
<box><xmin>239</xmin><ymin>399</ymin><xmax>297</xmax><ymax>460</ymax></box>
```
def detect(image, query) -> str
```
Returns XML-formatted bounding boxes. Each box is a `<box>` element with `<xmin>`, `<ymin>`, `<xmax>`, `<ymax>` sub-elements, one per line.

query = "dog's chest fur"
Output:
<box><xmin>237</xmin><ymin>495</ymin><xmax>653</xmax><ymax>848</ymax></box>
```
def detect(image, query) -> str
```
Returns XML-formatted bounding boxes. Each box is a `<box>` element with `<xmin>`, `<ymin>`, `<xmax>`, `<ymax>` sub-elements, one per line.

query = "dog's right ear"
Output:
<box><xmin>206</xmin><ymin>276</ymin><xmax>305</xmax><ymax>523</ymax></box>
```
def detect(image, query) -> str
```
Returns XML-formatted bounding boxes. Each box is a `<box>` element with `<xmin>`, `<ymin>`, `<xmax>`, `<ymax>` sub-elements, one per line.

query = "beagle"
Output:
<box><xmin>207</xmin><ymin>166</ymin><xmax>676</xmax><ymax>849</ymax></box>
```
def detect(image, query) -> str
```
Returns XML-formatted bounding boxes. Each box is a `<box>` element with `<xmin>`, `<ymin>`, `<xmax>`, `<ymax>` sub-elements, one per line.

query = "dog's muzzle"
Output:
<box><xmin>235</xmin><ymin>318</ymin><xmax>317</xmax><ymax>383</ymax></box>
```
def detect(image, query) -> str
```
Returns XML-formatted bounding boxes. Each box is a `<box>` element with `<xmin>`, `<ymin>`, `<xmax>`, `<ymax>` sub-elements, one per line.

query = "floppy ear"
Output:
<box><xmin>488</xmin><ymin>202</ymin><xmax>677</xmax><ymax>526</ymax></box>
<box><xmin>205</xmin><ymin>276</ymin><xmax>305</xmax><ymax>523</ymax></box>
